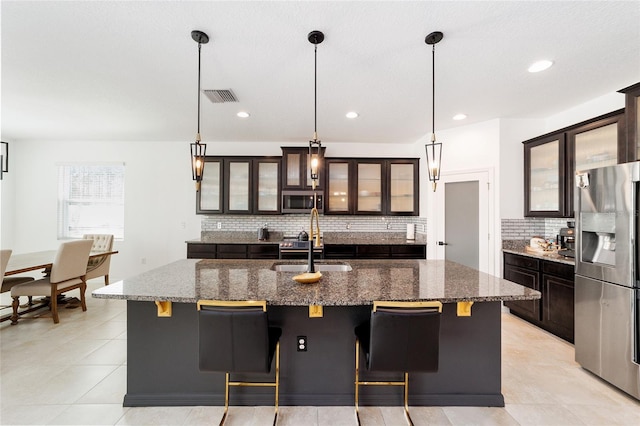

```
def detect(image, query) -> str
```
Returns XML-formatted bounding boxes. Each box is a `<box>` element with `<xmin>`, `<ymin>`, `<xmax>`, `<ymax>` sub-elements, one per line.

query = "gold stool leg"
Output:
<box><xmin>273</xmin><ymin>341</ymin><xmax>280</xmax><ymax>426</ymax></box>
<box><xmin>403</xmin><ymin>372</ymin><xmax>413</xmax><ymax>426</ymax></box>
<box><xmin>219</xmin><ymin>372</ymin><xmax>230</xmax><ymax>426</ymax></box>
<box><xmin>355</xmin><ymin>339</ymin><xmax>361</xmax><ymax>425</ymax></box>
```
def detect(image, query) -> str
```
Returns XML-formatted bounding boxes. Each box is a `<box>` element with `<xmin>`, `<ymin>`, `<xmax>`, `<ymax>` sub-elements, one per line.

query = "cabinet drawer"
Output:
<box><xmin>542</xmin><ymin>260</ymin><xmax>574</xmax><ymax>281</ymax></box>
<box><xmin>248</xmin><ymin>244</ymin><xmax>279</xmax><ymax>259</ymax></box>
<box><xmin>187</xmin><ymin>243</ymin><xmax>216</xmax><ymax>259</ymax></box>
<box><xmin>504</xmin><ymin>253</ymin><xmax>539</xmax><ymax>270</ymax></box>
<box><xmin>216</xmin><ymin>244</ymin><xmax>248</xmax><ymax>259</ymax></box>
<box><xmin>357</xmin><ymin>245</ymin><xmax>391</xmax><ymax>259</ymax></box>
<box><xmin>390</xmin><ymin>245</ymin><xmax>426</xmax><ymax>259</ymax></box>
<box><xmin>324</xmin><ymin>245</ymin><xmax>357</xmax><ymax>259</ymax></box>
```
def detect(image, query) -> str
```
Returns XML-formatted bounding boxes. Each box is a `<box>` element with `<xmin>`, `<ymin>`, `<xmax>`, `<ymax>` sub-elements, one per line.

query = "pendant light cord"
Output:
<box><xmin>314</xmin><ymin>43</ymin><xmax>318</xmax><ymax>140</ymax></box>
<box><xmin>431</xmin><ymin>43</ymin><xmax>435</xmax><ymax>138</ymax></box>
<box><xmin>197</xmin><ymin>42</ymin><xmax>202</xmax><ymax>140</ymax></box>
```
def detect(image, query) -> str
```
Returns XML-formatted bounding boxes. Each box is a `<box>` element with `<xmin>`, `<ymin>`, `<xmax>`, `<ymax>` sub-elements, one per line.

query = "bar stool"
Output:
<box><xmin>354</xmin><ymin>300</ymin><xmax>443</xmax><ymax>425</ymax></box>
<box><xmin>198</xmin><ymin>300</ymin><xmax>281</xmax><ymax>426</ymax></box>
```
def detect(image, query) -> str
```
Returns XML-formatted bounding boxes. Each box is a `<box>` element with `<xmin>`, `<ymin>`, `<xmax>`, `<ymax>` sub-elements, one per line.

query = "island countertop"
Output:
<box><xmin>93</xmin><ymin>258</ymin><xmax>540</xmax><ymax>305</ymax></box>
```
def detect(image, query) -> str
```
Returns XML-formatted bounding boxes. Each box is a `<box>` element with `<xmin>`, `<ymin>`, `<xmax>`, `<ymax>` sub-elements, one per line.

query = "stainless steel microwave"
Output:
<box><xmin>281</xmin><ymin>190</ymin><xmax>324</xmax><ymax>214</ymax></box>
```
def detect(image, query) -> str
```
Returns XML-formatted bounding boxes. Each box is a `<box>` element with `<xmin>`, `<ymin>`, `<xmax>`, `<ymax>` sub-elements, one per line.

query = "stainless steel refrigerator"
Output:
<box><xmin>575</xmin><ymin>162</ymin><xmax>640</xmax><ymax>400</ymax></box>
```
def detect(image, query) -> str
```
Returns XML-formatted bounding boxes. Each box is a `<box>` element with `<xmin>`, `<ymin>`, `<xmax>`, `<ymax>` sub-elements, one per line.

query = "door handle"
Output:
<box><xmin>437</xmin><ymin>241</ymin><xmax>448</xmax><ymax>246</ymax></box>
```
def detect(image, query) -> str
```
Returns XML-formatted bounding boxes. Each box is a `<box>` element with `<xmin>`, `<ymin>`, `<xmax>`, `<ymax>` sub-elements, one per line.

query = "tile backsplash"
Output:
<box><xmin>501</xmin><ymin>218</ymin><xmax>574</xmax><ymax>242</ymax></box>
<box><xmin>202</xmin><ymin>215</ymin><xmax>427</xmax><ymax>237</ymax></box>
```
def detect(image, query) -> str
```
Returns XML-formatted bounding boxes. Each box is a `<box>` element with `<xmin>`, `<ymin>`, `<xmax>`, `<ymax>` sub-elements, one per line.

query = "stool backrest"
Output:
<box><xmin>198</xmin><ymin>300</ymin><xmax>271</xmax><ymax>373</ymax></box>
<box><xmin>50</xmin><ymin>240</ymin><xmax>94</xmax><ymax>284</ymax></box>
<box><xmin>368</xmin><ymin>302</ymin><xmax>442</xmax><ymax>372</ymax></box>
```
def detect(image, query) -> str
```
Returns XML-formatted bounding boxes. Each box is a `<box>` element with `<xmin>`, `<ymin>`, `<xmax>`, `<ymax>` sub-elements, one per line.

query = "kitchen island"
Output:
<box><xmin>93</xmin><ymin>258</ymin><xmax>540</xmax><ymax>407</ymax></box>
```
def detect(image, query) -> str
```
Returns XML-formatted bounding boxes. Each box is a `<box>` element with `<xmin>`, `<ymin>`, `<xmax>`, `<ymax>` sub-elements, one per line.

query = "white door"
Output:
<box><xmin>431</xmin><ymin>169</ymin><xmax>494</xmax><ymax>275</ymax></box>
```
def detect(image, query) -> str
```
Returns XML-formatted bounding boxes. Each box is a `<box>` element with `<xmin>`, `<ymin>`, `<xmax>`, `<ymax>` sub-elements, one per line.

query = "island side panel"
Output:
<box><xmin>124</xmin><ymin>300</ymin><xmax>503</xmax><ymax>407</ymax></box>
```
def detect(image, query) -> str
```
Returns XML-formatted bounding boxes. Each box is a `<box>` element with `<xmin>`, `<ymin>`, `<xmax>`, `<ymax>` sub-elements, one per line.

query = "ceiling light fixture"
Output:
<box><xmin>346</xmin><ymin>111</ymin><xmax>359</xmax><ymax>119</ymax></box>
<box><xmin>308</xmin><ymin>30</ymin><xmax>324</xmax><ymax>189</ymax></box>
<box><xmin>190</xmin><ymin>30</ymin><xmax>209</xmax><ymax>191</ymax></box>
<box><xmin>528</xmin><ymin>60</ymin><xmax>553</xmax><ymax>73</ymax></box>
<box><xmin>237</xmin><ymin>111</ymin><xmax>250</xmax><ymax>118</ymax></box>
<box><xmin>424</xmin><ymin>31</ymin><xmax>444</xmax><ymax>192</ymax></box>
<box><xmin>453</xmin><ymin>113</ymin><xmax>467</xmax><ymax>121</ymax></box>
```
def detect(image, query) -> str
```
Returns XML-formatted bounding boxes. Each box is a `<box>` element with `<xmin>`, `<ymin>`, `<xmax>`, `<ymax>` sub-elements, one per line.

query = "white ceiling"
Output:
<box><xmin>1</xmin><ymin>1</ymin><xmax>639</xmax><ymax>144</ymax></box>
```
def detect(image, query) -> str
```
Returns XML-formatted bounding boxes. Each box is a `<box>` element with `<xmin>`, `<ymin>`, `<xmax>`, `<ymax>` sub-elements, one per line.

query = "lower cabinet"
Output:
<box><xmin>324</xmin><ymin>244</ymin><xmax>426</xmax><ymax>259</ymax></box>
<box><xmin>186</xmin><ymin>243</ymin><xmax>279</xmax><ymax>260</ymax></box>
<box><xmin>503</xmin><ymin>252</ymin><xmax>575</xmax><ymax>343</ymax></box>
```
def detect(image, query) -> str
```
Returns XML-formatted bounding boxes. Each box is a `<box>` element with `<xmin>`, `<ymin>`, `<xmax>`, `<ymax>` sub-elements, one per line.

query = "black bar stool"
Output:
<box><xmin>198</xmin><ymin>300</ymin><xmax>281</xmax><ymax>426</ymax></box>
<box><xmin>354</xmin><ymin>300</ymin><xmax>442</xmax><ymax>425</ymax></box>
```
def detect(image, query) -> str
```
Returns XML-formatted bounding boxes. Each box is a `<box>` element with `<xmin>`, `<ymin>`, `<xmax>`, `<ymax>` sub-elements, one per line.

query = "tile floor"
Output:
<box><xmin>1</xmin><ymin>281</ymin><xmax>639</xmax><ymax>425</ymax></box>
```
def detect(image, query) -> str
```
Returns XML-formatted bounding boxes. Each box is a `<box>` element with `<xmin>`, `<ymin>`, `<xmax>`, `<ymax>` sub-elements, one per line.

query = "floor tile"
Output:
<box><xmin>0</xmin><ymin>404</ymin><xmax>69</xmax><ymax>425</ymax></box>
<box><xmin>76</xmin><ymin>365</ymin><xmax>128</xmax><ymax>404</ymax></box>
<box><xmin>442</xmin><ymin>407</ymin><xmax>520</xmax><ymax>426</ymax></box>
<box><xmin>114</xmin><ymin>406</ymin><xmax>193</xmax><ymax>425</ymax></box>
<box><xmin>48</xmin><ymin>403</ymin><xmax>129</xmax><ymax>425</ymax></box>
<box><xmin>317</xmin><ymin>406</ymin><xmax>356</xmax><ymax>426</ymax></box>
<box><xmin>505</xmin><ymin>403</ymin><xmax>584</xmax><ymax>425</ymax></box>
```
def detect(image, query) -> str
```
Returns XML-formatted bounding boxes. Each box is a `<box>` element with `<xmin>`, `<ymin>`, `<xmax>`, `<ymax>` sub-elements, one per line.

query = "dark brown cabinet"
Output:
<box><xmin>523</xmin><ymin>109</ymin><xmax>626</xmax><ymax>218</ymax></box>
<box><xmin>281</xmin><ymin>147</ymin><xmax>325</xmax><ymax>190</ymax></box>
<box><xmin>197</xmin><ymin>157</ymin><xmax>281</xmax><ymax>215</ymax></box>
<box><xmin>324</xmin><ymin>244</ymin><xmax>426</xmax><ymax>259</ymax></box>
<box><xmin>325</xmin><ymin>158</ymin><xmax>419</xmax><ymax>216</ymax></box>
<box><xmin>503</xmin><ymin>252</ymin><xmax>575</xmax><ymax>343</ymax></box>
<box><xmin>618</xmin><ymin>82</ymin><xmax>640</xmax><ymax>162</ymax></box>
<box><xmin>187</xmin><ymin>243</ymin><xmax>279</xmax><ymax>259</ymax></box>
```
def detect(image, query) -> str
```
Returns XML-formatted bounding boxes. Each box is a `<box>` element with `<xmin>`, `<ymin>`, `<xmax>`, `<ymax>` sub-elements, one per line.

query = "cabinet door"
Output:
<box><xmin>618</xmin><ymin>82</ymin><xmax>640</xmax><ymax>162</ymax></box>
<box><xmin>524</xmin><ymin>134</ymin><xmax>566</xmax><ymax>217</ymax></box>
<box><xmin>387</xmin><ymin>160</ymin><xmax>418</xmax><ymax>215</ymax></box>
<box><xmin>281</xmin><ymin>147</ymin><xmax>325</xmax><ymax>190</ymax></box>
<box><xmin>225</xmin><ymin>159</ymin><xmax>251</xmax><ymax>214</ymax></box>
<box><xmin>356</xmin><ymin>161</ymin><xmax>384</xmax><ymax>214</ymax></box>
<box><xmin>567</xmin><ymin>111</ymin><xmax>625</xmax><ymax>216</ymax></box>
<box><xmin>326</xmin><ymin>160</ymin><xmax>352</xmax><ymax>214</ymax></box>
<box><xmin>543</xmin><ymin>273</ymin><xmax>575</xmax><ymax>343</ymax></box>
<box><xmin>254</xmin><ymin>159</ymin><xmax>280</xmax><ymax>214</ymax></box>
<box><xmin>196</xmin><ymin>158</ymin><xmax>223</xmax><ymax>214</ymax></box>
<box><xmin>503</xmin><ymin>263</ymin><xmax>541</xmax><ymax>321</ymax></box>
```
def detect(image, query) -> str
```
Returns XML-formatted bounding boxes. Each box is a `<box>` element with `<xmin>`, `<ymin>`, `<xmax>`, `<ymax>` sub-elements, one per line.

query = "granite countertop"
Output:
<box><xmin>93</xmin><ymin>258</ymin><xmax>540</xmax><ymax>306</ymax></box>
<box><xmin>187</xmin><ymin>231</ymin><xmax>427</xmax><ymax>246</ymax></box>
<box><xmin>501</xmin><ymin>241</ymin><xmax>574</xmax><ymax>266</ymax></box>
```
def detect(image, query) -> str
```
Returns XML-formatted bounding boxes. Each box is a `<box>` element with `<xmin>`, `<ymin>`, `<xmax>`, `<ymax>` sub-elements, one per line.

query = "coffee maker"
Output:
<box><xmin>558</xmin><ymin>221</ymin><xmax>575</xmax><ymax>258</ymax></box>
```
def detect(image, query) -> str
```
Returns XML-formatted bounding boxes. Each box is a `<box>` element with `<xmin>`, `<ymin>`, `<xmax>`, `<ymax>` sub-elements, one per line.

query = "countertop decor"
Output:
<box><xmin>502</xmin><ymin>240</ymin><xmax>574</xmax><ymax>265</ymax></box>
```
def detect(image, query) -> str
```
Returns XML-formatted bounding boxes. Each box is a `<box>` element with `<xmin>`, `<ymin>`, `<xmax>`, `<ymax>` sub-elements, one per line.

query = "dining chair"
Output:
<box><xmin>10</xmin><ymin>240</ymin><xmax>94</xmax><ymax>324</ymax></box>
<box><xmin>198</xmin><ymin>300</ymin><xmax>282</xmax><ymax>426</ymax></box>
<box><xmin>83</xmin><ymin>234</ymin><xmax>114</xmax><ymax>285</ymax></box>
<box><xmin>354</xmin><ymin>300</ymin><xmax>443</xmax><ymax>426</ymax></box>
<box><xmin>1</xmin><ymin>249</ymin><xmax>35</xmax><ymax>301</ymax></box>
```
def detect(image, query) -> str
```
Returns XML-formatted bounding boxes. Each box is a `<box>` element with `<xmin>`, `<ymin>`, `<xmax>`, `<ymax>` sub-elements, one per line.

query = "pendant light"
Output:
<box><xmin>308</xmin><ymin>30</ymin><xmax>324</xmax><ymax>190</ymax></box>
<box><xmin>190</xmin><ymin>30</ymin><xmax>209</xmax><ymax>191</ymax></box>
<box><xmin>424</xmin><ymin>31</ymin><xmax>444</xmax><ymax>192</ymax></box>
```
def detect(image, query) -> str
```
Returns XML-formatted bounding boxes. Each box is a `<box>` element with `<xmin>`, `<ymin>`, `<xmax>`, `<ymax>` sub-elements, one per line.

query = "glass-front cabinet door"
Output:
<box><xmin>566</xmin><ymin>111</ymin><xmax>625</xmax><ymax>216</ymax></box>
<box><xmin>356</xmin><ymin>161</ymin><xmax>384</xmax><ymax>214</ymax></box>
<box><xmin>196</xmin><ymin>158</ymin><xmax>223</xmax><ymax>214</ymax></box>
<box><xmin>225</xmin><ymin>159</ymin><xmax>251</xmax><ymax>213</ymax></box>
<box><xmin>618</xmin><ymin>82</ymin><xmax>640</xmax><ymax>161</ymax></box>
<box><xmin>524</xmin><ymin>134</ymin><xmax>566</xmax><ymax>217</ymax></box>
<box><xmin>254</xmin><ymin>159</ymin><xmax>280</xmax><ymax>214</ymax></box>
<box><xmin>326</xmin><ymin>160</ymin><xmax>352</xmax><ymax>214</ymax></box>
<box><xmin>388</xmin><ymin>160</ymin><xmax>418</xmax><ymax>215</ymax></box>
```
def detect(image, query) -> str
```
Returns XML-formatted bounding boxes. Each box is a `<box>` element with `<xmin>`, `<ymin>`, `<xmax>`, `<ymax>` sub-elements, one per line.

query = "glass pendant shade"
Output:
<box><xmin>425</xmin><ymin>138</ymin><xmax>442</xmax><ymax>192</ymax></box>
<box><xmin>309</xmin><ymin>139</ymin><xmax>321</xmax><ymax>188</ymax></box>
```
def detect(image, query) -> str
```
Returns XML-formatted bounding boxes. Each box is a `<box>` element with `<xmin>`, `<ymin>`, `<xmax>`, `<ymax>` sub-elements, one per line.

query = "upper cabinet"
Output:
<box><xmin>281</xmin><ymin>147</ymin><xmax>326</xmax><ymax>190</ymax></box>
<box><xmin>197</xmin><ymin>156</ymin><xmax>281</xmax><ymax>215</ymax></box>
<box><xmin>524</xmin><ymin>109</ymin><xmax>626</xmax><ymax>218</ymax></box>
<box><xmin>619</xmin><ymin>82</ymin><xmax>640</xmax><ymax>161</ymax></box>
<box><xmin>524</xmin><ymin>133</ymin><xmax>566</xmax><ymax>217</ymax></box>
<box><xmin>325</xmin><ymin>158</ymin><xmax>419</xmax><ymax>216</ymax></box>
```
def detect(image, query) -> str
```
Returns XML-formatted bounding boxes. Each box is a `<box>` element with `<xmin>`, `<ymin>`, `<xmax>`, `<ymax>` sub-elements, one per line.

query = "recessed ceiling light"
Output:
<box><xmin>453</xmin><ymin>114</ymin><xmax>467</xmax><ymax>121</ymax></box>
<box><xmin>236</xmin><ymin>111</ymin><xmax>250</xmax><ymax>118</ymax></box>
<box><xmin>528</xmin><ymin>60</ymin><xmax>553</xmax><ymax>73</ymax></box>
<box><xmin>346</xmin><ymin>111</ymin><xmax>359</xmax><ymax>119</ymax></box>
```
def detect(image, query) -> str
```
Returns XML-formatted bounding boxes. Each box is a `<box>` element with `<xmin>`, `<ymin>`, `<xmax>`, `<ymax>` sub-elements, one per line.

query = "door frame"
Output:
<box><xmin>428</xmin><ymin>168</ymin><xmax>495</xmax><ymax>275</ymax></box>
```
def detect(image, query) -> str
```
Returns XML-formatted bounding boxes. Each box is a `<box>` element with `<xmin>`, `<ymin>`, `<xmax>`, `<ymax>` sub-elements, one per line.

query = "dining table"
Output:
<box><xmin>4</xmin><ymin>249</ymin><xmax>119</xmax><ymax>276</ymax></box>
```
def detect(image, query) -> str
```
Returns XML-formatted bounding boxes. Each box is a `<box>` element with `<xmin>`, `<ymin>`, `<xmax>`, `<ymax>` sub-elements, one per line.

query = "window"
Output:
<box><xmin>58</xmin><ymin>163</ymin><xmax>125</xmax><ymax>239</ymax></box>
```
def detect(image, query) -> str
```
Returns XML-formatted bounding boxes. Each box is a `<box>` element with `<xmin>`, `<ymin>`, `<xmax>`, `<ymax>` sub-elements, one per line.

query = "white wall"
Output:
<box><xmin>5</xmin><ymin>140</ymin><xmax>417</xmax><ymax>281</ymax></box>
<box><xmin>545</xmin><ymin>91</ymin><xmax>625</xmax><ymax>131</ymax></box>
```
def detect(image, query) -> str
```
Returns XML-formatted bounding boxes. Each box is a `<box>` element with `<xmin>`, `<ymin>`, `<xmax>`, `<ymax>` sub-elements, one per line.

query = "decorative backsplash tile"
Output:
<box><xmin>501</xmin><ymin>217</ymin><xmax>575</xmax><ymax>242</ymax></box>
<box><xmin>202</xmin><ymin>215</ymin><xmax>427</xmax><ymax>238</ymax></box>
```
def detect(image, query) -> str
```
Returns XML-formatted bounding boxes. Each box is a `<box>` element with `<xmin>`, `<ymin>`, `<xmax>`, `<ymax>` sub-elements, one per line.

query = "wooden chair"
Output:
<box><xmin>1</xmin><ymin>249</ymin><xmax>35</xmax><ymax>307</ymax></box>
<box><xmin>10</xmin><ymin>240</ymin><xmax>93</xmax><ymax>324</ymax></box>
<box><xmin>198</xmin><ymin>300</ymin><xmax>281</xmax><ymax>426</ymax></box>
<box><xmin>354</xmin><ymin>301</ymin><xmax>443</xmax><ymax>425</ymax></box>
<box><xmin>83</xmin><ymin>234</ymin><xmax>114</xmax><ymax>285</ymax></box>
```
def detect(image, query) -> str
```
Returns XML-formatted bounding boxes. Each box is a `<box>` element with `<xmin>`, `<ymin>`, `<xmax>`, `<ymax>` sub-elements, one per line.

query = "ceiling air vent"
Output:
<box><xmin>203</xmin><ymin>89</ymin><xmax>238</xmax><ymax>103</ymax></box>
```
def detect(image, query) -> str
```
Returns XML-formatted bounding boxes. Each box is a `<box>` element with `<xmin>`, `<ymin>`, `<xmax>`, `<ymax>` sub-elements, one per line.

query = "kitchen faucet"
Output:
<box><xmin>307</xmin><ymin>193</ymin><xmax>321</xmax><ymax>273</ymax></box>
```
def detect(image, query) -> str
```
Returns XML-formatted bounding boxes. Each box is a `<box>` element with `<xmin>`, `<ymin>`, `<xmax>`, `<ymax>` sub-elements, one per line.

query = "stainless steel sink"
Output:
<box><xmin>271</xmin><ymin>262</ymin><xmax>352</xmax><ymax>272</ymax></box>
